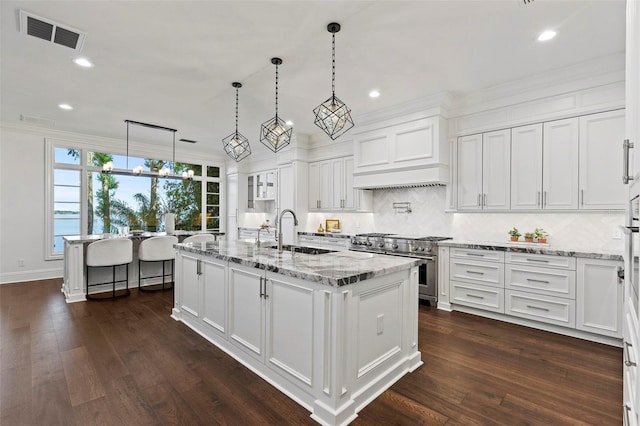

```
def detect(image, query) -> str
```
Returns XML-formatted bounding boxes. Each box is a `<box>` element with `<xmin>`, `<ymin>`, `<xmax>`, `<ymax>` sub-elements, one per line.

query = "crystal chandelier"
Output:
<box><xmin>222</xmin><ymin>82</ymin><xmax>251</xmax><ymax>162</ymax></box>
<box><xmin>313</xmin><ymin>22</ymin><xmax>354</xmax><ymax>140</ymax></box>
<box><xmin>260</xmin><ymin>57</ymin><xmax>292</xmax><ymax>152</ymax></box>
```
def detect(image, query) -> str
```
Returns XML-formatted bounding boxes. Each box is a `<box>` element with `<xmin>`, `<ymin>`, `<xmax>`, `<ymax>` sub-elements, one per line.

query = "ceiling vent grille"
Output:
<box><xmin>19</xmin><ymin>10</ymin><xmax>85</xmax><ymax>51</ymax></box>
<box><xmin>20</xmin><ymin>114</ymin><xmax>56</xmax><ymax>127</ymax></box>
<box><xmin>364</xmin><ymin>183</ymin><xmax>446</xmax><ymax>190</ymax></box>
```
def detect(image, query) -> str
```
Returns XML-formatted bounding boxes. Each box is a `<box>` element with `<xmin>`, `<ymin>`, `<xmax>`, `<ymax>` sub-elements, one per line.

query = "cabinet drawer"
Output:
<box><xmin>505</xmin><ymin>265</ymin><xmax>576</xmax><ymax>299</ymax></box>
<box><xmin>450</xmin><ymin>259</ymin><xmax>504</xmax><ymax>288</ymax></box>
<box><xmin>505</xmin><ymin>290</ymin><xmax>575</xmax><ymax>328</ymax></box>
<box><xmin>450</xmin><ymin>248</ymin><xmax>504</xmax><ymax>262</ymax></box>
<box><xmin>506</xmin><ymin>252</ymin><xmax>576</xmax><ymax>270</ymax></box>
<box><xmin>451</xmin><ymin>281</ymin><xmax>504</xmax><ymax>313</ymax></box>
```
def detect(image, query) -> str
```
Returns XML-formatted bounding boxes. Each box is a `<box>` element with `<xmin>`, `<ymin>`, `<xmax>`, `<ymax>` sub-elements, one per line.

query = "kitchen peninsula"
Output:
<box><xmin>172</xmin><ymin>240</ymin><xmax>423</xmax><ymax>426</ymax></box>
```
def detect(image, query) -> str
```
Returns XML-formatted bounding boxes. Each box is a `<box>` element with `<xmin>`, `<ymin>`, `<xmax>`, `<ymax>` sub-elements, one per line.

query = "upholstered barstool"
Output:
<box><xmin>138</xmin><ymin>235</ymin><xmax>178</xmax><ymax>292</ymax></box>
<box><xmin>86</xmin><ymin>238</ymin><xmax>133</xmax><ymax>300</ymax></box>
<box><xmin>182</xmin><ymin>234</ymin><xmax>216</xmax><ymax>244</ymax></box>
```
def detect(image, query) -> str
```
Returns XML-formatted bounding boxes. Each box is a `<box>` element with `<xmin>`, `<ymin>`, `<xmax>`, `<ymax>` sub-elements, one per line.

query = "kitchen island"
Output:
<box><xmin>172</xmin><ymin>240</ymin><xmax>423</xmax><ymax>426</ymax></box>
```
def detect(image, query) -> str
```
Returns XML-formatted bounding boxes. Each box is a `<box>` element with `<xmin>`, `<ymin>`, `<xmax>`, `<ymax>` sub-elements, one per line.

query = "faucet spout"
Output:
<box><xmin>278</xmin><ymin>209</ymin><xmax>298</xmax><ymax>252</ymax></box>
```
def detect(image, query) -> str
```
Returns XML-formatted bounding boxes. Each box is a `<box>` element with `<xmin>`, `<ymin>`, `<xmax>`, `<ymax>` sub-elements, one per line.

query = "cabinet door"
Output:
<box><xmin>457</xmin><ymin>134</ymin><xmax>483</xmax><ymax>210</ymax></box>
<box><xmin>265</xmin><ymin>275</ymin><xmax>315</xmax><ymax>388</ymax></box>
<box><xmin>331</xmin><ymin>157</ymin><xmax>344</xmax><ymax>209</ymax></box>
<box><xmin>482</xmin><ymin>129</ymin><xmax>511</xmax><ymax>210</ymax></box>
<box><xmin>511</xmin><ymin>124</ymin><xmax>543</xmax><ymax>210</ymax></box>
<box><xmin>343</xmin><ymin>156</ymin><xmax>356</xmax><ymax>210</ymax></box>
<box><xmin>308</xmin><ymin>162</ymin><xmax>320</xmax><ymax>210</ymax></box>
<box><xmin>265</xmin><ymin>171</ymin><xmax>276</xmax><ymax>199</ymax></box>
<box><xmin>201</xmin><ymin>258</ymin><xmax>227</xmax><ymax>336</ymax></box>
<box><xmin>576</xmin><ymin>258</ymin><xmax>623</xmax><ymax>338</ymax></box>
<box><xmin>180</xmin><ymin>254</ymin><xmax>200</xmax><ymax>319</ymax></box>
<box><xmin>579</xmin><ymin>110</ymin><xmax>626</xmax><ymax>210</ymax></box>
<box><xmin>543</xmin><ymin>118</ymin><xmax>579</xmax><ymax>209</ymax></box>
<box><xmin>228</xmin><ymin>264</ymin><xmax>265</xmax><ymax>360</ymax></box>
<box><xmin>318</xmin><ymin>160</ymin><xmax>332</xmax><ymax>210</ymax></box>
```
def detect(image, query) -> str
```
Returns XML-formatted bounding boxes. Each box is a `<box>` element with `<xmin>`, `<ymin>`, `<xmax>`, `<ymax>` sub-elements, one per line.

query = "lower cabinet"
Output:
<box><xmin>445</xmin><ymin>247</ymin><xmax>623</xmax><ymax>344</ymax></box>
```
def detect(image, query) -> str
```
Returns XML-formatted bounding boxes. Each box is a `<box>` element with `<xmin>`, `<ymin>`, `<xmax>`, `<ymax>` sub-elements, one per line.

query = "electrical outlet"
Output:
<box><xmin>377</xmin><ymin>314</ymin><xmax>384</xmax><ymax>335</ymax></box>
<box><xmin>613</xmin><ymin>227</ymin><xmax>622</xmax><ymax>239</ymax></box>
<box><xmin>18</xmin><ymin>259</ymin><xmax>25</xmax><ymax>267</ymax></box>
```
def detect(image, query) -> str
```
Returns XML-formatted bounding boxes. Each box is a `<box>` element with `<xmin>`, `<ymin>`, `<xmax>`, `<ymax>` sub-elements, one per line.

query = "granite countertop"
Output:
<box><xmin>439</xmin><ymin>240</ymin><xmax>623</xmax><ymax>261</ymax></box>
<box><xmin>298</xmin><ymin>231</ymin><xmax>352</xmax><ymax>239</ymax></box>
<box><xmin>63</xmin><ymin>230</ymin><xmax>225</xmax><ymax>244</ymax></box>
<box><xmin>175</xmin><ymin>240</ymin><xmax>422</xmax><ymax>287</ymax></box>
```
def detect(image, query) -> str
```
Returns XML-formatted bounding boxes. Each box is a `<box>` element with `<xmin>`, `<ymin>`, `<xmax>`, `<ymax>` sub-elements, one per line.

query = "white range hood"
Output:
<box><xmin>352</xmin><ymin>111</ymin><xmax>449</xmax><ymax>189</ymax></box>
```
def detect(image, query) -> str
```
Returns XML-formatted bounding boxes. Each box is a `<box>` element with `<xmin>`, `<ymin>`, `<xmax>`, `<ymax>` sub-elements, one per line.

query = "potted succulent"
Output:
<box><xmin>508</xmin><ymin>227</ymin><xmax>521</xmax><ymax>242</ymax></box>
<box><xmin>534</xmin><ymin>228</ymin><xmax>548</xmax><ymax>244</ymax></box>
<box><xmin>524</xmin><ymin>232</ymin><xmax>535</xmax><ymax>243</ymax></box>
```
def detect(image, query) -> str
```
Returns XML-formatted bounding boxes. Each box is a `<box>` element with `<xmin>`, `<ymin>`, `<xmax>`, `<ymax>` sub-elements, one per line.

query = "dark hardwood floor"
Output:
<box><xmin>1</xmin><ymin>279</ymin><xmax>622</xmax><ymax>425</ymax></box>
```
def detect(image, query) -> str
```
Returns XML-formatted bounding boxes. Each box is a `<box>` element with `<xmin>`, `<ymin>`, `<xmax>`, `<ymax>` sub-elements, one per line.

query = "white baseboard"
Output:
<box><xmin>0</xmin><ymin>268</ymin><xmax>62</xmax><ymax>284</ymax></box>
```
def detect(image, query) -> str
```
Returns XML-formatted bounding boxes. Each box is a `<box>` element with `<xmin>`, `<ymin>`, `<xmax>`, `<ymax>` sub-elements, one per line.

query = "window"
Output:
<box><xmin>46</xmin><ymin>140</ymin><xmax>224</xmax><ymax>260</ymax></box>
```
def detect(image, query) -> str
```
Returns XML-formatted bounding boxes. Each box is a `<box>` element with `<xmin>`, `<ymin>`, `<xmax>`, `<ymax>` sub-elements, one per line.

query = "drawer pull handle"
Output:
<box><xmin>624</xmin><ymin>404</ymin><xmax>632</xmax><ymax>426</ymax></box>
<box><xmin>467</xmin><ymin>294</ymin><xmax>485</xmax><ymax>300</ymax></box>
<box><xmin>625</xmin><ymin>341</ymin><xmax>637</xmax><ymax>367</ymax></box>
<box><xmin>526</xmin><ymin>278</ymin><xmax>550</xmax><ymax>284</ymax></box>
<box><xmin>467</xmin><ymin>270</ymin><xmax>485</xmax><ymax>275</ymax></box>
<box><xmin>526</xmin><ymin>258</ymin><xmax>550</xmax><ymax>263</ymax></box>
<box><xmin>526</xmin><ymin>305</ymin><xmax>550</xmax><ymax>312</ymax></box>
<box><xmin>466</xmin><ymin>253</ymin><xmax>485</xmax><ymax>257</ymax></box>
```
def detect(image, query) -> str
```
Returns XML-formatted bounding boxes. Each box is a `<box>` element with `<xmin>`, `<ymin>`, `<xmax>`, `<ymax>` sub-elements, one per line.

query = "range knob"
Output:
<box><xmin>378</xmin><ymin>243</ymin><xmax>385</xmax><ymax>248</ymax></box>
<box><xmin>367</xmin><ymin>241</ymin><xmax>373</xmax><ymax>246</ymax></box>
<box><xmin>425</xmin><ymin>247</ymin><xmax>432</xmax><ymax>252</ymax></box>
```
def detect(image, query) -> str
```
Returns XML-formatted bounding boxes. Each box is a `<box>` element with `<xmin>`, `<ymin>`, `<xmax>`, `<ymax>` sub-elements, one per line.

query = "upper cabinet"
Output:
<box><xmin>457</xmin><ymin>129</ymin><xmax>510</xmax><ymax>211</ymax></box>
<box><xmin>245</xmin><ymin>169</ymin><xmax>277</xmax><ymax>211</ymax></box>
<box><xmin>579</xmin><ymin>109</ymin><xmax>626</xmax><ymax>210</ymax></box>
<box><xmin>309</xmin><ymin>155</ymin><xmax>372</xmax><ymax>212</ymax></box>
<box><xmin>457</xmin><ymin>109</ymin><xmax>625</xmax><ymax>212</ymax></box>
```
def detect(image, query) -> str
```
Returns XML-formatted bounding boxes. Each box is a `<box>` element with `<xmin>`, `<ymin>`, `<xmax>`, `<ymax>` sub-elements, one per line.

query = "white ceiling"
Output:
<box><xmin>0</xmin><ymin>0</ymin><xmax>626</xmax><ymax>160</ymax></box>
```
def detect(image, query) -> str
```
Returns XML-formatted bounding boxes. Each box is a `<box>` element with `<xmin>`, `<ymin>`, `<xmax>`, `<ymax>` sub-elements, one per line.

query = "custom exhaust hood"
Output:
<box><xmin>352</xmin><ymin>112</ymin><xmax>449</xmax><ymax>190</ymax></box>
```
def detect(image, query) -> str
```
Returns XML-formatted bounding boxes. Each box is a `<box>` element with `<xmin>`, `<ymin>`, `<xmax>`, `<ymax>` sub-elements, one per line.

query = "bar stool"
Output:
<box><xmin>86</xmin><ymin>238</ymin><xmax>133</xmax><ymax>300</ymax></box>
<box><xmin>138</xmin><ymin>235</ymin><xmax>178</xmax><ymax>292</ymax></box>
<box><xmin>182</xmin><ymin>234</ymin><xmax>216</xmax><ymax>244</ymax></box>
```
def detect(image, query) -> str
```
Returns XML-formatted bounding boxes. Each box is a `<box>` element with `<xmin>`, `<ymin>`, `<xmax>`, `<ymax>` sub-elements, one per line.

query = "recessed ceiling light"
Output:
<box><xmin>73</xmin><ymin>58</ymin><xmax>93</xmax><ymax>68</ymax></box>
<box><xmin>58</xmin><ymin>103</ymin><xmax>73</xmax><ymax>110</ymax></box>
<box><xmin>285</xmin><ymin>120</ymin><xmax>294</xmax><ymax>126</ymax></box>
<box><xmin>537</xmin><ymin>30</ymin><xmax>556</xmax><ymax>42</ymax></box>
<box><xmin>369</xmin><ymin>90</ymin><xmax>380</xmax><ymax>98</ymax></box>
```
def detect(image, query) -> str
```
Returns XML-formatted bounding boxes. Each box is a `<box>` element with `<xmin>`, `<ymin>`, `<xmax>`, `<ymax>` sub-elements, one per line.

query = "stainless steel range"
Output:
<box><xmin>350</xmin><ymin>233</ymin><xmax>451</xmax><ymax>305</ymax></box>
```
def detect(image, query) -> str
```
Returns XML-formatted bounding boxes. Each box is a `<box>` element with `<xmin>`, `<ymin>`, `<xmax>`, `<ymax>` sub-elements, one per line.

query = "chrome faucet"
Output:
<box><xmin>278</xmin><ymin>209</ymin><xmax>298</xmax><ymax>252</ymax></box>
<box><xmin>256</xmin><ymin>226</ymin><xmax>269</xmax><ymax>247</ymax></box>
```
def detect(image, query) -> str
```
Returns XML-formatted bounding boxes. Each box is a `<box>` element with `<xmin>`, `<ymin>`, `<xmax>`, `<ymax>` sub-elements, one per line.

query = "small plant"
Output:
<box><xmin>524</xmin><ymin>232</ymin><xmax>535</xmax><ymax>242</ymax></box>
<box><xmin>508</xmin><ymin>227</ymin><xmax>521</xmax><ymax>241</ymax></box>
<box><xmin>534</xmin><ymin>228</ymin><xmax>548</xmax><ymax>243</ymax></box>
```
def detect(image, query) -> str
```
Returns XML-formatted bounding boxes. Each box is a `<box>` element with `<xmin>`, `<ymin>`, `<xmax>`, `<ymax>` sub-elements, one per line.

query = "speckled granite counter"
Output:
<box><xmin>297</xmin><ymin>231</ymin><xmax>352</xmax><ymax>239</ymax></box>
<box><xmin>438</xmin><ymin>240</ymin><xmax>623</xmax><ymax>261</ymax></box>
<box><xmin>175</xmin><ymin>240</ymin><xmax>421</xmax><ymax>287</ymax></box>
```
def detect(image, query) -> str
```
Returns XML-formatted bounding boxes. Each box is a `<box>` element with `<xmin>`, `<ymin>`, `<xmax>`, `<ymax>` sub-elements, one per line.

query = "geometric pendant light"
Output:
<box><xmin>260</xmin><ymin>57</ymin><xmax>292</xmax><ymax>152</ymax></box>
<box><xmin>313</xmin><ymin>22</ymin><xmax>354</xmax><ymax>140</ymax></box>
<box><xmin>222</xmin><ymin>82</ymin><xmax>251</xmax><ymax>162</ymax></box>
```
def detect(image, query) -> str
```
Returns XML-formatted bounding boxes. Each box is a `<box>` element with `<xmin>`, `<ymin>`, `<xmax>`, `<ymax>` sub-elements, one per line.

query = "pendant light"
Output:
<box><xmin>260</xmin><ymin>57</ymin><xmax>292</xmax><ymax>152</ymax></box>
<box><xmin>222</xmin><ymin>82</ymin><xmax>251</xmax><ymax>162</ymax></box>
<box><xmin>313</xmin><ymin>22</ymin><xmax>354</xmax><ymax>140</ymax></box>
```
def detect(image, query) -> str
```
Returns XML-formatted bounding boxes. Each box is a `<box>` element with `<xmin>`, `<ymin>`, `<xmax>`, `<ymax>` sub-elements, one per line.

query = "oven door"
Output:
<box><xmin>417</xmin><ymin>258</ymin><xmax>437</xmax><ymax>303</ymax></box>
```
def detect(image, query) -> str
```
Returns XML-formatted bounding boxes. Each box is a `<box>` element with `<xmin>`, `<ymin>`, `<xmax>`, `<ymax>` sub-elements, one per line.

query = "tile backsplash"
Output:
<box><xmin>304</xmin><ymin>187</ymin><xmax>624</xmax><ymax>252</ymax></box>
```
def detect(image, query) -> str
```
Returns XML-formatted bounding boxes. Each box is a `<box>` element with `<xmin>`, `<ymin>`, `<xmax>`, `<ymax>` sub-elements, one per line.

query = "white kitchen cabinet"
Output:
<box><xmin>576</xmin><ymin>258</ymin><xmax>623</xmax><ymax>338</ymax></box>
<box><xmin>579</xmin><ymin>110</ymin><xmax>626</xmax><ymax>210</ymax></box>
<box><xmin>228</xmin><ymin>262</ymin><xmax>266</xmax><ymax>361</ymax></box>
<box><xmin>457</xmin><ymin>130</ymin><xmax>510</xmax><ymax>211</ymax></box>
<box><xmin>511</xmin><ymin>124</ymin><xmax>543</xmax><ymax>210</ymax></box>
<box><xmin>309</xmin><ymin>156</ymin><xmax>372</xmax><ymax>212</ymax></box>
<box><xmin>543</xmin><ymin>118</ymin><xmax>579</xmax><ymax>209</ymax></box>
<box><xmin>297</xmin><ymin>234</ymin><xmax>350</xmax><ymax>250</ymax></box>
<box><xmin>227</xmin><ymin>173</ymin><xmax>238</xmax><ymax>240</ymax></box>
<box><xmin>449</xmin><ymin>248</ymin><xmax>505</xmax><ymax>313</ymax></box>
<box><xmin>256</xmin><ymin>170</ymin><xmax>276</xmax><ymax>200</ymax></box>
<box><xmin>177</xmin><ymin>253</ymin><xmax>227</xmax><ymax>337</ymax></box>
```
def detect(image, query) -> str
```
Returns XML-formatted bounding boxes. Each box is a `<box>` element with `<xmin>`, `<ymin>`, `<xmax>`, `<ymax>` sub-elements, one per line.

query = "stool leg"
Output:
<box><xmin>138</xmin><ymin>260</ymin><xmax>142</xmax><ymax>290</ymax></box>
<box><xmin>126</xmin><ymin>263</ymin><xmax>129</xmax><ymax>291</ymax></box>
<box><xmin>86</xmin><ymin>264</ymin><xmax>89</xmax><ymax>298</ymax></box>
<box><xmin>112</xmin><ymin>265</ymin><xmax>116</xmax><ymax>298</ymax></box>
<box><xmin>171</xmin><ymin>259</ymin><xmax>174</xmax><ymax>286</ymax></box>
<box><xmin>162</xmin><ymin>260</ymin><xmax>166</xmax><ymax>290</ymax></box>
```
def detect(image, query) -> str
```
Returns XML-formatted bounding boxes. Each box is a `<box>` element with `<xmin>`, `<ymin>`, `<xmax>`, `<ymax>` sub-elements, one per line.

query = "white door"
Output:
<box><xmin>457</xmin><ymin>133</ymin><xmax>483</xmax><ymax>210</ymax></box>
<box><xmin>543</xmin><ymin>118</ymin><xmax>579</xmax><ymax>209</ymax></box>
<box><xmin>228</xmin><ymin>264</ymin><xmax>265</xmax><ymax>361</ymax></box>
<box><xmin>201</xmin><ymin>258</ymin><xmax>227</xmax><ymax>336</ymax></box>
<box><xmin>318</xmin><ymin>160</ymin><xmax>332</xmax><ymax>210</ymax></box>
<box><xmin>331</xmin><ymin>157</ymin><xmax>344</xmax><ymax>209</ymax></box>
<box><xmin>343</xmin><ymin>156</ymin><xmax>356</xmax><ymax>210</ymax></box>
<box><xmin>576</xmin><ymin>258</ymin><xmax>623</xmax><ymax>338</ymax></box>
<box><xmin>180</xmin><ymin>254</ymin><xmax>200</xmax><ymax>319</ymax></box>
<box><xmin>579</xmin><ymin>110</ymin><xmax>626</xmax><ymax>210</ymax></box>
<box><xmin>308</xmin><ymin>162</ymin><xmax>320</xmax><ymax>210</ymax></box>
<box><xmin>482</xmin><ymin>129</ymin><xmax>511</xmax><ymax>210</ymax></box>
<box><xmin>511</xmin><ymin>124</ymin><xmax>543</xmax><ymax>210</ymax></box>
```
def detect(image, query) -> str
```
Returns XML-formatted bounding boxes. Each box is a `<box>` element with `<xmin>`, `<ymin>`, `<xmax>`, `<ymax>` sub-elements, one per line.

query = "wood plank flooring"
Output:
<box><xmin>1</xmin><ymin>279</ymin><xmax>622</xmax><ymax>425</ymax></box>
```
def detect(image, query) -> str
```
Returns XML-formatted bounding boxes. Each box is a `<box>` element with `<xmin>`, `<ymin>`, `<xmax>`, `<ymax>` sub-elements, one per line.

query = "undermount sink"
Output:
<box><xmin>269</xmin><ymin>244</ymin><xmax>337</xmax><ymax>255</ymax></box>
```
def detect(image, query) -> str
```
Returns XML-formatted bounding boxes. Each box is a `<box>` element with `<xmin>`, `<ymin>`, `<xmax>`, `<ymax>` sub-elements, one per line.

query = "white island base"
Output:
<box><xmin>171</xmin><ymin>250</ymin><xmax>422</xmax><ymax>426</ymax></box>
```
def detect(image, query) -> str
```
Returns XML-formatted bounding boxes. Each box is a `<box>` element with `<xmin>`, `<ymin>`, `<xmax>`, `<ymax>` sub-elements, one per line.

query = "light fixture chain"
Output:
<box><xmin>275</xmin><ymin>63</ymin><xmax>279</xmax><ymax>119</ymax></box>
<box><xmin>331</xmin><ymin>32</ymin><xmax>336</xmax><ymax>97</ymax></box>
<box><xmin>235</xmin><ymin>86</ymin><xmax>239</xmax><ymax>133</ymax></box>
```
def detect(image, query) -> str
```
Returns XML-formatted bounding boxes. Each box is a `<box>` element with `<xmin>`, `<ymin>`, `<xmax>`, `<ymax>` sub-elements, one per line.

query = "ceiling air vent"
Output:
<box><xmin>20</xmin><ymin>114</ymin><xmax>56</xmax><ymax>127</ymax></box>
<box><xmin>19</xmin><ymin>10</ymin><xmax>86</xmax><ymax>51</ymax></box>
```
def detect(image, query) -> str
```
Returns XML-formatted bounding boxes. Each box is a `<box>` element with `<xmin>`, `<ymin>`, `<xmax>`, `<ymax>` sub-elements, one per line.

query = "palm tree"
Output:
<box><xmin>145</xmin><ymin>159</ymin><xmax>166</xmax><ymax>231</ymax></box>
